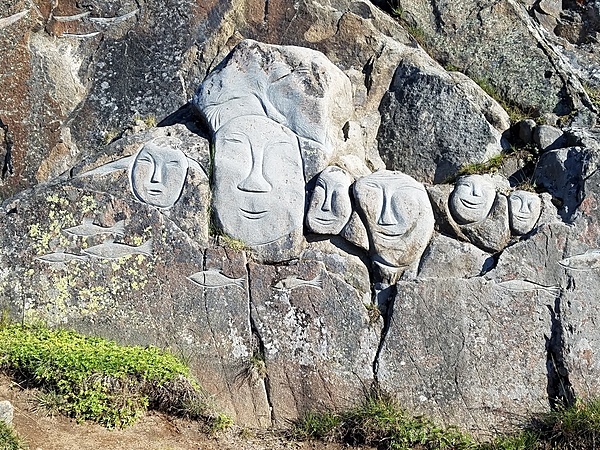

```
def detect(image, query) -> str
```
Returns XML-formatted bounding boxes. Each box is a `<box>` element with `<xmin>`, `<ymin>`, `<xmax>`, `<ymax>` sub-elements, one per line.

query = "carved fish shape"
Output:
<box><xmin>497</xmin><ymin>279</ymin><xmax>561</xmax><ymax>296</ymax></box>
<box><xmin>559</xmin><ymin>250</ymin><xmax>600</xmax><ymax>270</ymax></box>
<box><xmin>82</xmin><ymin>238</ymin><xmax>152</xmax><ymax>259</ymax></box>
<box><xmin>0</xmin><ymin>10</ymin><xmax>28</xmax><ymax>29</ymax></box>
<box><xmin>187</xmin><ymin>270</ymin><xmax>245</xmax><ymax>289</ymax></box>
<box><xmin>63</xmin><ymin>218</ymin><xmax>126</xmax><ymax>238</ymax></box>
<box><xmin>37</xmin><ymin>252</ymin><xmax>88</xmax><ymax>263</ymax></box>
<box><xmin>273</xmin><ymin>273</ymin><xmax>323</xmax><ymax>291</ymax></box>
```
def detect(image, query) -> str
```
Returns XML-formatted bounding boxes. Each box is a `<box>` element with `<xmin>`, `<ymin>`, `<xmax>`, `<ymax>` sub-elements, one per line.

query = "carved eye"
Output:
<box><xmin>137</xmin><ymin>156</ymin><xmax>152</xmax><ymax>164</ymax></box>
<box><xmin>166</xmin><ymin>160</ymin><xmax>181</xmax><ymax>168</ymax></box>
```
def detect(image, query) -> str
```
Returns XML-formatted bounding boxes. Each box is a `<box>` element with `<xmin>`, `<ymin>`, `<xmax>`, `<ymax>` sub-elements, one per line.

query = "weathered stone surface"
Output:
<box><xmin>518</xmin><ymin>119</ymin><xmax>537</xmax><ymax>144</ymax></box>
<box><xmin>533</xmin><ymin>125</ymin><xmax>567</xmax><ymax>151</ymax></box>
<box><xmin>354</xmin><ymin>170</ymin><xmax>435</xmax><ymax>273</ymax></box>
<box><xmin>248</xmin><ymin>258</ymin><xmax>379</xmax><ymax>424</ymax></box>
<box><xmin>377</xmin><ymin>0</ymin><xmax>594</xmax><ymax>118</ymax></box>
<box><xmin>377</xmin><ymin>56</ymin><xmax>510</xmax><ymax>183</ymax></box>
<box><xmin>0</xmin><ymin>400</ymin><xmax>13</xmax><ymax>426</ymax></box>
<box><xmin>378</xmin><ymin>277</ymin><xmax>552</xmax><ymax>433</ymax></box>
<box><xmin>533</xmin><ymin>147</ymin><xmax>593</xmax><ymax>221</ymax></box>
<box><xmin>0</xmin><ymin>179</ymin><xmax>269</xmax><ymax>427</ymax></box>
<box><xmin>417</xmin><ymin>234</ymin><xmax>493</xmax><ymax>279</ymax></box>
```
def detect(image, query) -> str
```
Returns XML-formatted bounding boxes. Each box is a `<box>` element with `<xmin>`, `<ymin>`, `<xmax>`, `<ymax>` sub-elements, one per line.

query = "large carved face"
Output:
<box><xmin>129</xmin><ymin>138</ymin><xmax>188</xmax><ymax>208</ymax></box>
<box><xmin>449</xmin><ymin>175</ymin><xmax>496</xmax><ymax>225</ymax></box>
<box><xmin>508</xmin><ymin>190</ymin><xmax>541</xmax><ymax>235</ymax></box>
<box><xmin>212</xmin><ymin>115</ymin><xmax>305</xmax><ymax>246</ymax></box>
<box><xmin>306</xmin><ymin>166</ymin><xmax>352</xmax><ymax>235</ymax></box>
<box><xmin>354</xmin><ymin>171</ymin><xmax>434</xmax><ymax>269</ymax></box>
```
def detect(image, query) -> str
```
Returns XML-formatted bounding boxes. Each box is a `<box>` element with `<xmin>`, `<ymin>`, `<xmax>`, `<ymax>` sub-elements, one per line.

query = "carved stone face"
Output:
<box><xmin>354</xmin><ymin>171</ymin><xmax>434</xmax><ymax>269</ymax></box>
<box><xmin>212</xmin><ymin>115</ymin><xmax>305</xmax><ymax>246</ymax></box>
<box><xmin>508</xmin><ymin>190</ymin><xmax>541</xmax><ymax>235</ymax></box>
<box><xmin>449</xmin><ymin>175</ymin><xmax>496</xmax><ymax>225</ymax></box>
<box><xmin>306</xmin><ymin>166</ymin><xmax>352</xmax><ymax>235</ymax></box>
<box><xmin>130</xmin><ymin>138</ymin><xmax>188</xmax><ymax>208</ymax></box>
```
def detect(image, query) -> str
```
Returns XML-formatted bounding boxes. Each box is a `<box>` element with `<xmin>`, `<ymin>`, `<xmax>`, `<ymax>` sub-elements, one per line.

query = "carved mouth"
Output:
<box><xmin>460</xmin><ymin>197</ymin><xmax>483</xmax><ymax>209</ymax></box>
<box><xmin>313</xmin><ymin>216</ymin><xmax>336</xmax><ymax>224</ymax></box>
<box><xmin>240</xmin><ymin>208</ymin><xmax>268</xmax><ymax>220</ymax></box>
<box><xmin>513</xmin><ymin>213</ymin><xmax>531</xmax><ymax>221</ymax></box>
<box><xmin>147</xmin><ymin>189</ymin><xmax>164</xmax><ymax>196</ymax></box>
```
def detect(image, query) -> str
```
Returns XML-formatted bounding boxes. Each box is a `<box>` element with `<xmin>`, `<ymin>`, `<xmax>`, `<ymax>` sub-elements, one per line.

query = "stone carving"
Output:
<box><xmin>353</xmin><ymin>171</ymin><xmax>434</xmax><ymax>271</ymax></box>
<box><xmin>36</xmin><ymin>252</ymin><xmax>88</xmax><ymax>264</ymax></box>
<box><xmin>193</xmin><ymin>39</ymin><xmax>353</xmax><ymax>180</ymax></box>
<box><xmin>559</xmin><ymin>250</ymin><xmax>600</xmax><ymax>270</ymax></box>
<box><xmin>273</xmin><ymin>273</ymin><xmax>323</xmax><ymax>292</ymax></box>
<box><xmin>212</xmin><ymin>115</ymin><xmax>305</xmax><ymax>254</ymax></box>
<box><xmin>129</xmin><ymin>137</ymin><xmax>189</xmax><ymax>209</ymax></box>
<box><xmin>187</xmin><ymin>270</ymin><xmax>246</xmax><ymax>289</ymax></box>
<box><xmin>508</xmin><ymin>190</ymin><xmax>542</xmax><ymax>235</ymax></box>
<box><xmin>449</xmin><ymin>175</ymin><xmax>496</xmax><ymax>225</ymax></box>
<box><xmin>81</xmin><ymin>238</ymin><xmax>153</xmax><ymax>259</ymax></box>
<box><xmin>63</xmin><ymin>218</ymin><xmax>126</xmax><ymax>237</ymax></box>
<box><xmin>79</xmin><ymin>136</ymin><xmax>204</xmax><ymax>210</ymax></box>
<box><xmin>306</xmin><ymin>166</ymin><xmax>353</xmax><ymax>235</ymax></box>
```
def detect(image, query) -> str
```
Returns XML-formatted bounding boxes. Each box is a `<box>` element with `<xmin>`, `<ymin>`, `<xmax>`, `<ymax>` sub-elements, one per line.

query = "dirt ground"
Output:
<box><xmin>1</xmin><ymin>375</ymin><xmax>374</xmax><ymax>450</ymax></box>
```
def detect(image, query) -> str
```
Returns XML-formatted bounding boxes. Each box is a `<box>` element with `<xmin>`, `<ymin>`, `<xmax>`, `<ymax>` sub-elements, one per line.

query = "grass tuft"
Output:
<box><xmin>474</xmin><ymin>78</ymin><xmax>532</xmax><ymax>123</ymax></box>
<box><xmin>0</xmin><ymin>323</ymin><xmax>223</xmax><ymax>429</ymax></box>
<box><xmin>457</xmin><ymin>154</ymin><xmax>505</xmax><ymax>177</ymax></box>
<box><xmin>0</xmin><ymin>421</ymin><xmax>25</xmax><ymax>450</ymax></box>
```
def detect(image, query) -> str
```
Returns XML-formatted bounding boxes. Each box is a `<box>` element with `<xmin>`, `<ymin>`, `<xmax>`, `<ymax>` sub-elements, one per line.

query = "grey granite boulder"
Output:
<box><xmin>417</xmin><ymin>234</ymin><xmax>493</xmax><ymax>279</ymax></box>
<box><xmin>533</xmin><ymin>125</ymin><xmax>567</xmax><ymax>152</ymax></box>
<box><xmin>377</xmin><ymin>55</ymin><xmax>510</xmax><ymax>183</ymax></box>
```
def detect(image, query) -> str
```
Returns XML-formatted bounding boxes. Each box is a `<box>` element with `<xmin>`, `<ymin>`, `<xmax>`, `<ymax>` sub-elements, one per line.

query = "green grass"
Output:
<box><xmin>0</xmin><ymin>421</ymin><xmax>24</xmax><ymax>450</ymax></box>
<box><xmin>583</xmin><ymin>83</ymin><xmax>600</xmax><ymax>111</ymax></box>
<box><xmin>0</xmin><ymin>323</ymin><xmax>224</xmax><ymax>429</ymax></box>
<box><xmin>293</xmin><ymin>392</ymin><xmax>600</xmax><ymax>450</ymax></box>
<box><xmin>457</xmin><ymin>153</ymin><xmax>505</xmax><ymax>177</ymax></box>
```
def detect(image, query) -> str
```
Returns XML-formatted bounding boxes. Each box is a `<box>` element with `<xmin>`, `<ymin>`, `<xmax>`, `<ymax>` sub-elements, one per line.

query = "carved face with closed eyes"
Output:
<box><xmin>306</xmin><ymin>166</ymin><xmax>353</xmax><ymax>235</ymax></box>
<box><xmin>449</xmin><ymin>175</ymin><xmax>496</xmax><ymax>225</ymax></box>
<box><xmin>212</xmin><ymin>115</ymin><xmax>305</xmax><ymax>247</ymax></box>
<box><xmin>353</xmin><ymin>171</ymin><xmax>434</xmax><ymax>269</ymax></box>
<box><xmin>129</xmin><ymin>137</ymin><xmax>188</xmax><ymax>208</ymax></box>
<box><xmin>508</xmin><ymin>190</ymin><xmax>541</xmax><ymax>235</ymax></box>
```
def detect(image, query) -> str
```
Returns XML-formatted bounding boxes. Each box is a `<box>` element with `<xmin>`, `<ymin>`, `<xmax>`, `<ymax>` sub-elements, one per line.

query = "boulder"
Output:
<box><xmin>377</xmin><ymin>56</ymin><xmax>510</xmax><ymax>183</ymax></box>
<box><xmin>533</xmin><ymin>125</ymin><xmax>567</xmax><ymax>151</ymax></box>
<box><xmin>0</xmin><ymin>400</ymin><xmax>13</xmax><ymax>426</ymax></box>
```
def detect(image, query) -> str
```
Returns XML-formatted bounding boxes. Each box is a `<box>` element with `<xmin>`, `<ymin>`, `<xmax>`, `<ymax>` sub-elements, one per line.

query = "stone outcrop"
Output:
<box><xmin>3</xmin><ymin>0</ymin><xmax>600</xmax><ymax>437</ymax></box>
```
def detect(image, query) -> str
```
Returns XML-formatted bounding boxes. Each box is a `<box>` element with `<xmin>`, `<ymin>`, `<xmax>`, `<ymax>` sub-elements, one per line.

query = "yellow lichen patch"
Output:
<box><xmin>79</xmin><ymin>195</ymin><xmax>98</xmax><ymax>214</ymax></box>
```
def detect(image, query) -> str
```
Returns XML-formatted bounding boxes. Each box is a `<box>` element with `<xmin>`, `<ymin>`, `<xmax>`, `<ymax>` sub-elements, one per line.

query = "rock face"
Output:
<box><xmin>378</xmin><ymin>57</ymin><xmax>510</xmax><ymax>183</ymax></box>
<box><xmin>3</xmin><ymin>0</ymin><xmax>600</xmax><ymax>437</ymax></box>
<box><xmin>0</xmin><ymin>400</ymin><xmax>13</xmax><ymax>426</ymax></box>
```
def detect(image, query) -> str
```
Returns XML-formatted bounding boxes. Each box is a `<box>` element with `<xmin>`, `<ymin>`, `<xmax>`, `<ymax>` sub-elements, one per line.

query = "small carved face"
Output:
<box><xmin>508</xmin><ymin>190</ymin><xmax>541</xmax><ymax>235</ymax></box>
<box><xmin>306</xmin><ymin>167</ymin><xmax>352</xmax><ymax>235</ymax></box>
<box><xmin>354</xmin><ymin>171</ymin><xmax>434</xmax><ymax>268</ymax></box>
<box><xmin>130</xmin><ymin>139</ymin><xmax>188</xmax><ymax>208</ymax></box>
<box><xmin>449</xmin><ymin>175</ymin><xmax>496</xmax><ymax>225</ymax></box>
<box><xmin>212</xmin><ymin>115</ymin><xmax>305</xmax><ymax>246</ymax></box>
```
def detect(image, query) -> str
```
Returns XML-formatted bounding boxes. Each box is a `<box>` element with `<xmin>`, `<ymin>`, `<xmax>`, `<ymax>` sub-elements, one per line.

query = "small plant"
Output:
<box><xmin>102</xmin><ymin>128</ymin><xmax>121</xmax><ymax>145</ymax></box>
<box><xmin>33</xmin><ymin>390</ymin><xmax>68</xmax><ymax>417</ymax></box>
<box><xmin>583</xmin><ymin>82</ymin><xmax>600</xmax><ymax>111</ymax></box>
<box><xmin>219</xmin><ymin>234</ymin><xmax>250</xmax><ymax>252</ymax></box>
<box><xmin>457</xmin><ymin>153</ymin><xmax>505</xmax><ymax>178</ymax></box>
<box><xmin>0</xmin><ymin>421</ymin><xmax>25</xmax><ymax>450</ymax></box>
<box><xmin>133</xmin><ymin>113</ymin><xmax>158</xmax><ymax>128</ymax></box>
<box><xmin>364</xmin><ymin>302</ymin><xmax>382</xmax><ymax>326</ymax></box>
<box><xmin>293</xmin><ymin>410</ymin><xmax>342</xmax><ymax>441</ymax></box>
<box><xmin>211</xmin><ymin>413</ymin><xmax>234</xmax><ymax>433</ymax></box>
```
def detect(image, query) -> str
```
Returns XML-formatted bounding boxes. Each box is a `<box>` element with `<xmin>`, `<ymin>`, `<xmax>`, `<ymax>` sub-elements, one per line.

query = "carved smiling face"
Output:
<box><xmin>508</xmin><ymin>190</ymin><xmax>541</xmax><ymax>235</ymax></box>
<box><xmin>354</xmin><ymin>171</ymin><xmax>434</xmax><ymax>269</ymax></box>
<box><xmin>212</xmin><ymin>115</ymin><xmax>305</xmax><ymax>247</ymax></box>
<box><xmin>306</xmin><ymin>166</ymin><xmax>353</xmax><ymax>235</ymax></box>
<box><xmin>129</xmin><ymin>138</ymin><xmax>188</xmax><ymax>208</ymax></box>
<box><xmin>449</xmin><ymin>175</ymin><xmax>496</xmax><ymax>225</ymax></box>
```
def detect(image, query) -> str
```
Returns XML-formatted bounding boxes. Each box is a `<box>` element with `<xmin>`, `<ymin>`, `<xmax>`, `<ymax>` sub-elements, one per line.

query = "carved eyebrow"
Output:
<box><xmin>223</xmin><ymin>134</ymin><xmax>247</xmax><ymax>143</ymax></box>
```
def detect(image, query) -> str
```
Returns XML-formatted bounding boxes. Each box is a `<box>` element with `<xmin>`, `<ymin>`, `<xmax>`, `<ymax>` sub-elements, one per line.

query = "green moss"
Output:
<box><xmin>0</xmin><ymin>323</ymin><xmax>220</xmax><ymax>428</ymax></box>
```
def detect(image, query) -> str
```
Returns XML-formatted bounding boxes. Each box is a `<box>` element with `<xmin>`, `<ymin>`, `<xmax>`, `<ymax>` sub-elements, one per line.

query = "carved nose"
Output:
<box><xmin>321</xmin><ymin>190</ymin><xmax>332</xmax><ymax>212</ymax></box>
<box><xmin>471</xmin><ymin>183</ymin><xmax>481</xmax><ymax>197</ymax></box>
<box><xmin>151</xmin><ymin>164</ymin><xmax>163</xmax><ymax>184</ymax></box>
<box><xmin>237</xmin><ymin>170</ymin><xmax>272</xmax><ymax>193</ymax></box>
<box><xmin>377</xmin><ymin>196</ymin><xmax>398</xmax><ymax>226</ymax></box>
